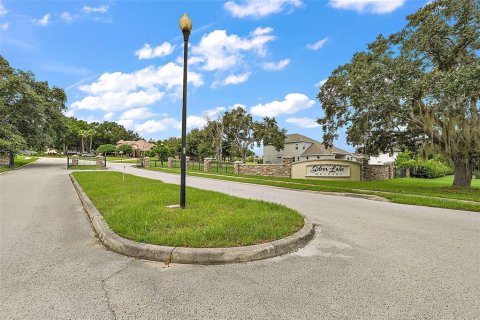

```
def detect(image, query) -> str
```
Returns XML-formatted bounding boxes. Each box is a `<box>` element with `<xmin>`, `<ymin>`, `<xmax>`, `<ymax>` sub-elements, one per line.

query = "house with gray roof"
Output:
<box><xmin>263</xmin><ymin>133</ymin><xmax>354</xmax><ymax>164</ymax></box>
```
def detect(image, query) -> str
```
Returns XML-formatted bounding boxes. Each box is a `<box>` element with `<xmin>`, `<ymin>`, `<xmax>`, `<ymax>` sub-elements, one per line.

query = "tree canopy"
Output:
<box><xmin>317</xmin><ymin>0</ymin><xmax>480</xmax><ymax>187</ymax></box>
<box><xmin>0</xmin><ymin>55</ymin><xmax>67</xmax><ymax>162</ymax></box>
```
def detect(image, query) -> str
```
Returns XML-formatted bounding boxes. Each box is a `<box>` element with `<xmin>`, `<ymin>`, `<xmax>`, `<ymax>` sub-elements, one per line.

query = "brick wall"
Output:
<box><xmin>234</xmin><ymin>157</ymin><xmax>293</xmax><ymax>178</ymax></box>
<box><xmin>360</xmin><ymin>159</ymin><xmax>394</xmax><ymax>181</ymax></box>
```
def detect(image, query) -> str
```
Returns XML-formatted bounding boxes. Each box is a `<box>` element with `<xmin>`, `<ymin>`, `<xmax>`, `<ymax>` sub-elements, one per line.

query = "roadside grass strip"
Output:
<box><xmin>146</xmin><ymin>167</ymin><xmax>480</xmax><ymax>212</ymax></box>
<box><xmin>67</xmin><ymin>165</ymin><xmax>108</xmax><ymax>170</ymax></box>
<box><xmin>72</xmin><ymin>171</ymin><xmax>304</xmax><ymax>248</ymax></box>
<box><xmin>0</xmin><ymin>156</ymin><xmax>38</xmax><ymax>173</ymax></box>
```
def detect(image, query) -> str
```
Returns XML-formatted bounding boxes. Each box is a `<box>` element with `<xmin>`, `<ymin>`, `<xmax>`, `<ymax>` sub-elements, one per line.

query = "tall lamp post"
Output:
<box><xmin>179</xmin><ymin>13</ymin><xmax>192</xmax><ymax>209</ymax></box>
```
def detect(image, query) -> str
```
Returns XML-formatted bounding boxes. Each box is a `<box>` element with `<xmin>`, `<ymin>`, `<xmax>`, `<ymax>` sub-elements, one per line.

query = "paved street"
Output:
<box><xmin>1</xmin><ymin>158</ymin><xmax>479</xmax><ymax>319</ymax></box>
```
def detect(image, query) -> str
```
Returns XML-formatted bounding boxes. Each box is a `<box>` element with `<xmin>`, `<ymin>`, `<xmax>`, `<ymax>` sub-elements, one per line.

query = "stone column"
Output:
<box><xmin>282</xmin><ymin>156</ymin><xmax>295</xmax><ymax>178</ymax></box>
<box><xmin>168</xmin><ymin>157</ymin><xmax>173</xmax><ymax>168</ymax></box>
<box><xmin>204</xmin><ymin>158</ymin><xmax>211</xmax><ymax>172</ymax></box>
<box><xmin>96</xmin><ymin>156</ymin><xmax>104</xmax><ymax>167</ymax></box>
<box><xmin>72</xmin><ymin>155</ymin><xmax>79</xmax><ymax>166</ymax></box>
<box><xmin>186</xmin><ymin>156</ymin><xmax>190</xmax><ymax>169</ymax></box>
<box><xmin>234</xmin><ymin>161</ymin><xmax>243</xmax><ymax>174</ymax></box>
<box><xmin>360</xmin><ymin>158</ymin><xmax>369</xmax><ymax>181</ymax></box>
<box><xmin>143</xmin><ymin>157</ymin><xmax>150</xmax><ymax>168</ymax></box>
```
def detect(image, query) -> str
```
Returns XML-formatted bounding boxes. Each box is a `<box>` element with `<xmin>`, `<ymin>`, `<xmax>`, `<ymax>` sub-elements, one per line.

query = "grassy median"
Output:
<box><xmin>145</xmin><ymin>167</ymin><xmax>480</xmax><ymax>212</ymax></box>
<box><xmin>0</xmin><ymin>155</ymin><xmax>38</xmax><ymax>173</ymax></box>
<box><xmin>72</xmin><ymin>171</ymin><xmax>304</xmax><ymax>247</ymax></box>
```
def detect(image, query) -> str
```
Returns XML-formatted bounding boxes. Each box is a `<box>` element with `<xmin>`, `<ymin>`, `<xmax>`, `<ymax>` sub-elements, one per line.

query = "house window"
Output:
<box><xmin>317</xmin><ymin>156</ymin><xmax>320</xmax><ymax>159</ymax></box>
<box><xmin>306</xmin><ymin>156</ymin><xmax>309</xmax><ymax>160</ymax></box>
<box><xmin>295</xmin><ymin>144</ymin><xmax>298</xmax><ymax>150</ymax></box>
<box><xmin>297</xmin><ymin>157</ymin><xmax>300</xmax><ymax>161</ymax></box>
<box><xmin>303</xmin><ymin>145</ymin><xmax>305</xmax><ymax>149</ymax></box>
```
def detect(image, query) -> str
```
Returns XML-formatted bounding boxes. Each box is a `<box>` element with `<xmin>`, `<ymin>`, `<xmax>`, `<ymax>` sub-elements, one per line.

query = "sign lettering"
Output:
<box><xmin>306</xmin><ymin>164</ymin><xmax>350</xmax><ymax>177</ymax></box>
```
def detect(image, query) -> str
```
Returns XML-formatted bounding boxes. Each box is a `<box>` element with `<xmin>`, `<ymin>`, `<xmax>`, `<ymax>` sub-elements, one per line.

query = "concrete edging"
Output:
<box><xmin>69</xmin><ymin>173</ymin><xmax>314</xmax><ymax>265</ymax></box>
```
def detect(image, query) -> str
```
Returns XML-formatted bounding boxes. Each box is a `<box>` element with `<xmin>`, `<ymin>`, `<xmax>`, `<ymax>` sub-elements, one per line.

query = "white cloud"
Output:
<box><xmin>329</xmin><ymin>0</ymin><xmax>405</xmax><ymax>13</ymax></box>
<box><xmin>82</xmin><ymin>5</ymin><xmax>109</xmax><ymax>14</ymax></box>
<box><xmin>0</xmin><ymin>22</ymin><xmax>8</xmax><ymax>31</ymax></box>
<box><xmin>104</xmin><ymin>112</ymin><xmax>115</xmax><ymax>120</ymax></box>
<box><xmin>135</xmin><ymin>42</ymin><xmax>175</xmax><ymax>60</ymax></box>
<box><xmin>224</xmin><ymin>0</ymin><xmax>303</xmax><ymax>18</ymax></box>
<box><xmin>262</xmin><ymin>59</ymin><xmax>290</xmax><ymax>71</ymax></box>
<box><xmin>191</xmin><ymin>27</ymin><xmax>276</xmax><ymax>71</ymax></box>
<box><xmin>251</xmin><ymin>93</ymin><xmax>315</xmax><ymax>117</ymax></box>
<box><xmin>213</xmin><ymin>72</ymin><xmax>251</xmax><ymax>87</ymax></box>
<box><xmin>186</xmin><ymin>116</ymin><xmax>207</xmax><ymax>129</ymax></box>
<box><xmin>119</xmin><ymin>107</ymin><xmax>157</xmax><ymax>120</ymax></box>
<box><xmin>204</xmin><ymin>106</ymin><xmax>226</xmax><ymax>118</ymax></box>
<box><xmin>307</xmin><ymin>38</ymin><xmax>329</xmax><ymax>50</ymax></box>
<box><xmin>314</xmin><ymin>79</ymin><xmax>328</xmax><ymax>87</ymax></box>
<box><xmin>35</xmin><ymin>14</ymin><xmax>50</xmax><ymax>27</ymax></box>
<box><xmin>286</xmin><ymin>117</ymin><xmax>320</xmax><ymax>128</ymax></box>
<box><xmin>71</xmin><ymin>63</ymin><xmax>204</xmax><ymax>111</ymax></box>
<box><xmin>0</xmin><ymin>2</ymin><xmax>8</xmax><ymax>17</ymax></box>
<box><xmin>117</xmin><ymin>119</ymin><xmax>135</xmax><ymax>130</ymax></box>
<box><xmin>60</xmin><ymin>12</ymin><xmax>75</xmax><ymax>23</ymax></box>
<box><xmin>231</xmin><ymin>103</ymin><xmax>247</xmax><ymax>110</ymax></box>
<box><xmin>72</xmin><ymin>88</ymin><xmax>164</xmax><ymax>111</ymax></box>
<box><xmin>135</xmin><ymin>118</ymin><xmax>181</xmax><ymax>134</ymax></box>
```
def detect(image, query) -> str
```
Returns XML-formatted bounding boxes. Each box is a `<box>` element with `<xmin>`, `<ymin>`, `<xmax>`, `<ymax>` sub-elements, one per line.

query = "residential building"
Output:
<box><xmin>263</xmin><ymin>133</ymin><xmax>353</xmax><ymax>164</ymax></box>
<box><xmin>116</xmin><ymin>139</ymin><xmax>156</xmax><ymax>157</ymax></box>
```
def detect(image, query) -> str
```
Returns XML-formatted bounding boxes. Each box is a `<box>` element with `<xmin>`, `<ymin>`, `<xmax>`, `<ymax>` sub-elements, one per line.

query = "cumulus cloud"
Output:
<box><xmin>262</xmin><ymin>59</ymin><xmax>290</xmax><ymax>71</ymax></box>
<box><xmin>191</xmin><ymin>27</ymin><xmax>276</xmax><ymax>72</ymax></box>
<box><xmin>286</xmin><ymin>117</ymin><xmax>320</xmax><ymax>128</ymax></box>
<box><xmin>60</xmin><ymin>12</ymin><xmax>75</xmax><ymax>23</ymax></box>
<box><xmin>329</xmin><ymin>0</ymin><xmax>405</xmax><ymax>13</ymax></box>
<box><xmin>82</xmin><ymin>5</ymin><xmax>109</xmax><ymax>14</ymax></box>
<box><xmin>224</xmin><ymin>0</ymin><xmax>303</xmax><ymax>18</ymax></box>
<box><xmin>251</xmin><ymin>93</ymin><xmax>315</xmax><ymax>117</ymax></box>
<box><xmin>0</xmin><ymin>22</ymin><xmax>8</xmax><ymax>31</ymax></box>
<box><xmin>314</xmin><ymin>78</ymin><xmax>328</xmax><ymax>87</ymax></box>
<box><xmin>35</xmin><ymin>14</ymin><xmax>50</xmax><ymax>27</ymax></box>
<box><xmin>307</xmin><ymin>38</ymin><xmax>329</xmax><ymax>50</ymax></box>
<box><xmin>71</xmin><ymin>62</ymin><xmax>203</xmax><ymax>111</ymax></box>
<box><xmin>103</xmin><ymin>112</ymin><xmax>115</xmax><ymax>120</ymax></box>
<box><xmin>119</xmin><ymin>107</ymin><xmax>158</xmax><ymax>120</ymax></box>
<box><xmin>135</xmin><ymin>118</ymin><xmax>181</xmax><ymax>134</ymax></box>
<box><xmin>135</xmin><ymin>42</ymin><xmax>175</xmax><ymax>60</ymax></box>
<box><xmin>185</xmin><ymin>106</ymin><xmax>228</xmax><ymax>129</ymax></box>
<box><xmin>0</xmin><ymin>2</ymin><xmax>8</xmax><ymax>17</ymax></box>
<box><xmin>213</xmin><ymin>72</ymin><xmax>251</xmax><ymax>87</ymax></box>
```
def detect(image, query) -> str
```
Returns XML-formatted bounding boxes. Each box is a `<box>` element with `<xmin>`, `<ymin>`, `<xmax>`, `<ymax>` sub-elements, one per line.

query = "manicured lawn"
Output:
<box><xmin>72</xmin><ymin>171</ymin><xmax>304</xmax><ymax>247</ymax></box>
<box><xmin>0</xmin><ymin>155</ymin><xmax>38</xmax><ymax>173</ymax></box>
<box><xmin>106</xmin><ymin>156</ymin><xmax>138</xmax><ymax>163</ymax></box>
<box><xmin>67</xmin><ymin>165</ymin><xmax>107</xmax><ymax>170</ymax></box>
<box><xmin>146</xmin><ymin>167</ymin><xmax>480</xmax><ymax>212</ymax></box>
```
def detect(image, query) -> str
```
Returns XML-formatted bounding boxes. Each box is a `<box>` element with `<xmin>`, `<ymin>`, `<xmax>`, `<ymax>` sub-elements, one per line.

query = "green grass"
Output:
<box><xmin>146</xmin><ymin>167</ymin><xmax>480</xmax><ymax>212</ymax></box>
<box><xmin>72</xmin><ymin>171</ymin><xmax>304</xmax><ymax>247</ymax></box>
<box><xmin>67</xmin><ymin>165</ymin><xmax>107</xmax><ymax>170</ymax></box>
<box><xmin>106</xmin><ymin>156</ymin><xmax>138</xmax><ymax>163</ymax></box>
<box><xmin>147</xmin><ymin>159</ymin><xmax>236</xmax><ymax>173</ymax></box>
<box><xmin>0</xmin><ymin>155</ymin><xmax>38</xmax><ymax>172</ymax></box>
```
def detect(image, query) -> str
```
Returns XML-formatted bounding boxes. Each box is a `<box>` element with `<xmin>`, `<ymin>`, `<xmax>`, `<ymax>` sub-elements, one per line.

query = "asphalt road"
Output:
<box><xmin>1</xmin><ymin>158</ymin><xmax>479</xmax><ymax>319</ymax></box>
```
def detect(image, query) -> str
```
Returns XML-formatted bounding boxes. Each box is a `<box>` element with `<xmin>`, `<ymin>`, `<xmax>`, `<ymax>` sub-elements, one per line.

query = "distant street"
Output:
<box><xmin>1</xmin><ymin>157</ymin><xmax>479</xmax><ymax>319</ymax></box>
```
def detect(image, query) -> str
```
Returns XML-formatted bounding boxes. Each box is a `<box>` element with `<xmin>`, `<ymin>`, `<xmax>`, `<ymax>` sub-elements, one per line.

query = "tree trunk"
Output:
<box><xmin>452</xmin><ymin>157</ymin><xmax>472</xmax><ymax>188</ymax></box>
<box><xmin>8</xmin><ymin>150</ymin><xmax>14</xmax><ymax>168</ymax></box>
<box><xmin>89</xmin><ymin>136</ymin><xmax>93</xmax><ymax>153</ymax></box>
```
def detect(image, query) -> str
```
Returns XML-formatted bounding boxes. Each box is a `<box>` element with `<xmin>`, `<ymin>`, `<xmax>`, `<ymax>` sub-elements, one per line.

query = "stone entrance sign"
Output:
<box><xmin>306</xmin><ymin>164</ymin><xmax>350</xmax><ymax>177</ymax></box>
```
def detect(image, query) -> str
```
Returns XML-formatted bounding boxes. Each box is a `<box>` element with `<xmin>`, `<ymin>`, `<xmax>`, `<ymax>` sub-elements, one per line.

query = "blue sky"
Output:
<box><xmin>0</xmin><ymin>0</ymin><xmax>429</xmax><ymax>152</ymax></box>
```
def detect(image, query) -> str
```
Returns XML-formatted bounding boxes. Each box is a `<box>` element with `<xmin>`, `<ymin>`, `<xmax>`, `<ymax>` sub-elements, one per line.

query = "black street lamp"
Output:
<box><xmin>179</xmin><ymin>13</ymin><xmax>192</xmax><ymax>209</ymax></box>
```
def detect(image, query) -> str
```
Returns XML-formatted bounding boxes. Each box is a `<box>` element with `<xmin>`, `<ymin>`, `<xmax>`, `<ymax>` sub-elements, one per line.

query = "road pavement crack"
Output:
<box><xmin>101</xmin><ymin>263</ymin><xmax>132</xmax><ymax>320</ymax></box>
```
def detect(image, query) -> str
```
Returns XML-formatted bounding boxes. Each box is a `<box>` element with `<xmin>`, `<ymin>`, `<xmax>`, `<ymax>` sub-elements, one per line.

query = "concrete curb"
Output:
<box><xmin>69</xmin><ymin>174</ymin><xmax>315</xmax><ymax>265</ymax></box>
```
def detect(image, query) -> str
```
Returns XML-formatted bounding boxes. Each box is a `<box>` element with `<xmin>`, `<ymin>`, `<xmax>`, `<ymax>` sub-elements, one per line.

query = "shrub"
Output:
<box><xmin>97</xmin><ymin>144</ymin><xmax>116</xmax><ymax>155</ymax></box>
<box><xmin>412</xmin><ymin>159</ymin><xmax>454</xmax><ymax>179</ymax></box>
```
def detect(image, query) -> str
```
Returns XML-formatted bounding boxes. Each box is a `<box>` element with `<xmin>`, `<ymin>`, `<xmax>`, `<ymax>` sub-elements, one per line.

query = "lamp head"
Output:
<box><xmin>179</xmin><ymin>13</ymin><xmax>192</xmax><ymax>32</ymax></box>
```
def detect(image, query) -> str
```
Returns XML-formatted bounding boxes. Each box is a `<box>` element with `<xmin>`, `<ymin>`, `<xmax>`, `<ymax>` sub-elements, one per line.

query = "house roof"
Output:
<box><xmin>284</xmin><ymin>133</ymin><xmax>350</xmax><ymax>155</ymax></box>
<box><xmin>116</xmin><ymin>140</ymin><xmax>155</xmax><ymax>151</ymax></box>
